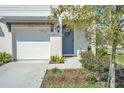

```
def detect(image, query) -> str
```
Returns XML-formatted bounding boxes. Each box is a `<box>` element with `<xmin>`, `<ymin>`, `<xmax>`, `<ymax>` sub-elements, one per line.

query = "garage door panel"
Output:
<box><xmin>16</xmin><ymin>30</ymin><xmax>50</xmax><ymax>41</ymax></box>
<box><xmin>14</xmin><ymin>26</ymin><xmax>50</xmax><ymax>59</ymax></box>
<box><xmin>17</xmin><ymin>43</ymin><xmax>50</xmax><ymax>52</ymax></box>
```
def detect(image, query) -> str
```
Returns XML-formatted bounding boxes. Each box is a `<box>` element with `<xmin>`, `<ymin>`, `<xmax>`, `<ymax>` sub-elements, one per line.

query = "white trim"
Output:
<box><xmin>0</xmin><ymin>5</ymin><xmax>52</xmax><ymax>11</ymax></box>
<box><xmin>0</xmin><ymin>16</ymin><xmax>50</xmax><ymax>23</ymax></box>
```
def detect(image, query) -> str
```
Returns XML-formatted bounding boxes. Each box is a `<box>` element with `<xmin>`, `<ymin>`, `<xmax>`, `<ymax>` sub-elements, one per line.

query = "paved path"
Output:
<box><xmin>0</xmin><ymin>60</ymin><xmax>49</xmax><ymax>88</ymax></box>
<box><xmin>48</xmin><ymin>57</ymin><xmax>82</xmax><ymax>69</ymax></box>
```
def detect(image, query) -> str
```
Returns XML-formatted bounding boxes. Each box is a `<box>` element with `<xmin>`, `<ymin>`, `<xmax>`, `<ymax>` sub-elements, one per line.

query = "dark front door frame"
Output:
<box><xmin>62</xmin><ymin>25</ymin><xmax>74</xmax><ymax>56</ymax></box>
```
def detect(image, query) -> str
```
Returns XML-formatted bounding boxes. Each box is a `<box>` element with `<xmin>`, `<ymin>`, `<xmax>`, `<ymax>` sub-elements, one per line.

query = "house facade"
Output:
<box><xmin>0</xmin><ymin>6</ymin><xmax>89</xmax><ymax>60</ymax></box>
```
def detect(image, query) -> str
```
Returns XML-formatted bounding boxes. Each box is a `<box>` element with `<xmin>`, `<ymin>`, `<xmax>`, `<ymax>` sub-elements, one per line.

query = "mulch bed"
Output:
<box><xmin>41</xmin><ymin>69</ymin><xmax>105</xmax><ymax>88</ymax></box>
<box><xmin>116</xmin><ymin>64</ymin><xmax>124</xmax><ymax>82</ymax></box>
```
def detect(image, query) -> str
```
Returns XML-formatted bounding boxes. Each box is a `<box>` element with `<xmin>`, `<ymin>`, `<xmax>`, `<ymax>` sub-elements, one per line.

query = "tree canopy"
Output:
<box><xmin>51</xmin><ymin>5</ymin><xmax>124</xmax><ymax>47</ymax></box>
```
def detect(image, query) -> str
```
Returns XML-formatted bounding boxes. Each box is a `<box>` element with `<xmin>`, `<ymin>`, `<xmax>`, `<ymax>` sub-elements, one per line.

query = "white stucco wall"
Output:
<box><xmin>50</xmin><ymin>17</ymin><xmax>62</xmax><ymax>56</ymax></box>
<box><xmin>0</xmin><ymin>22</ymin><xmax>12</xmax><ymax>54</ymax></box>
<box><xmin>50</xmin><ymin>37</ymin><xmax>62</xmax><ymax>56</ymax></box>
<box><xmin>74</xmin><ymin>28</ymin><xmax>89</xmax><ymax>56</ymax></box>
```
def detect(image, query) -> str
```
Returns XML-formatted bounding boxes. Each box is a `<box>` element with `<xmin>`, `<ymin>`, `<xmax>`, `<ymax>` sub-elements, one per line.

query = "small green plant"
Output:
<box><xmin>101</xmin><ymin>72</ymin><xmax>109</xmax><ymax>81</ymax></box>
<box><xmin>0</xmin><ymin>52</ymin><xmax>12</xmax><ymax>64</ymax></box>
<box><xmin>84</xmin><ymin>73</ymin><xmax>95</xmax><ymax>81</ymax></box>
<box><xmin>50</xmin><ymin>55</ymin><xmax>64</xmax><ymax>63</ymax></box>
<box><xmin>51</xmin><ymin>67</ymin><xmax>61</xmax><ymax>73</ymax></box>
<box><xmin>47</xmin><ymin>76</ymin><xmax>54</xmax><ymax>81</ymax></box>
<box><xmin>76</xmin><ymin>67</ymin><xmax>85</xmax><ymax>74</ymax></box>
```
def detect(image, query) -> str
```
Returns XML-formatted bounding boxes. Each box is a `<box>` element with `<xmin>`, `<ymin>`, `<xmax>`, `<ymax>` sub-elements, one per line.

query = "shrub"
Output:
<box><xmin>96</xmin><ymin>55</ymin><xmax>110</xmax><ymax>64</ymax></box>
<box><xmin>96</xmin><ymin>55</ymin><xmax>110</xmax><ymax>72</ymax></box>
<box><xmin>80</xmin><ymin>51</ymin><xmax>110</xmax><ymax>80</ymax></box>
<box><xmin>80</xmin><ymin>51</ymin><xmax>104</xmax><ymax>71</ymax></box>
<box><xmin>51</xmin><ymin>67</ymin><xmax>61</xmax><ymax>73</ymax></box>
<box><xmin>0</xmin><ymin>52</ymin><xmax>12</xmax><ymax>64</ymax></box>
<box><xmin>96</xmin><ymin>48</ymin><xmax>108</xmax><ymax>56</ymax></box>
<box><xmin>103</xmin><ymin>62</ymin><xmax>110</xmax><ymax>73</ymax></box>
<box><xmin>50</xmin><ymin>55</ymin><xmax>64</xmax><ymax>63</ymax></box>
<box><xmin>80</xmin><ymin>50</ymin><xmax>110</xmax><ymax>74</ymax></box>
<box><xmin>122</xmin><ymin>45</ymin><xmax>124</xmax><ymax>48</ymax></box>
<box><xmin>80</xmin><ymin>51</ymin><xmax>96</xmax><ymax>71</ymax></box>
<box><xmin>84</xmin><ymin>73</ymin><xmax>95</xmax><ymax>81</ymax></box>
<box><xmin>101</xmin><ymin>72</ymin><xmax>109</xmax><ymax>81</ymax></box>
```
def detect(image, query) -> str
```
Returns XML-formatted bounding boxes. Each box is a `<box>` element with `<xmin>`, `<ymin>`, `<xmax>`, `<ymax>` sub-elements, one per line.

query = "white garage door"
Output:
<box><xmin>14</xmin><ymin>25</ymin><xmax>50</xmax><ymax>60</ymax></box>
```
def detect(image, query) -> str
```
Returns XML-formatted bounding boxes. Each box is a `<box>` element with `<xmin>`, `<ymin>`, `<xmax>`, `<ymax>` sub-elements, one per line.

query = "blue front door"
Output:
<box><xmin>62</xmin><ymin>26</ymin><xmax>74</xmax><ymax>55</ymax></box>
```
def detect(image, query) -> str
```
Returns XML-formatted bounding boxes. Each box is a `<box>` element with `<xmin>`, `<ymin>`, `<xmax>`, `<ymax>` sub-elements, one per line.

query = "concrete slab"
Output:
<box><xmin>0</xmin><ymin>60</ymin><xmax>49</xmax><ymax>88</ymax></box>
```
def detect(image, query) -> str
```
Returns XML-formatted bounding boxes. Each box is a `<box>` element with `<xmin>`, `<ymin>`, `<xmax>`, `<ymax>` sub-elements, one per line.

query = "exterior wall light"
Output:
<box><xmin>56</xmin><ymin>25</ymin><xmax>60</xmax><ymax>33</ymax></box>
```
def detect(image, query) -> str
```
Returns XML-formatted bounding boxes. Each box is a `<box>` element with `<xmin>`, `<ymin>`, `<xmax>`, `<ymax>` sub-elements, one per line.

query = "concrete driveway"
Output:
<box><xmin>0</xmin><ymin>60</ymin><xmax>49</xmax><ymax>88</ymax></box>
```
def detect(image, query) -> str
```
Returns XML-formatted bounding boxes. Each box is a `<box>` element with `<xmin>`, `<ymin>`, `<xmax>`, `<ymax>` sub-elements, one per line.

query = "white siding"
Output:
<box><xmin>0</xmin><ymin>6</ymin><xmax>52</xmax><ymax>17</ymax></box>
<box><xmin>0</xmin><ymin>22</ymin><xmax>12</xmax><ymax>54</ymax></box>
<box><xmin>0</xmin><ymin>11</ymin><xmax>51</xmax><ymax>17</ymax></box>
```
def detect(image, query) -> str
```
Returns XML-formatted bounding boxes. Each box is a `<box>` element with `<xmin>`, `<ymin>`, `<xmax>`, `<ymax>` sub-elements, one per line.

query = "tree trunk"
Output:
<box><xmin>108</xmin><ymin>39</ymin><xmax>117</xmax><ymax>88</ymax></box>
<box><xmin>110</xmin><ymin>46</ymin><xmax>116</xmax><ymax>88</ymax></box>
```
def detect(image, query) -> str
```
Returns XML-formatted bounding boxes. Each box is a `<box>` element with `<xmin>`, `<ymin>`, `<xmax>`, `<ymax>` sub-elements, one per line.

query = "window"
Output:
<box><xmin>6</xmin><ymin>23</ymin><xmax>11</xmax><ymax>32</ymax></box>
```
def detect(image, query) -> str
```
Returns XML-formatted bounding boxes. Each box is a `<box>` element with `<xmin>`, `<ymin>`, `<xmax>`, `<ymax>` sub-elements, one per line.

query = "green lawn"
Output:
<box><xmin>49</xmin><ymin>83</ymin><xmax>106</xmax><ymax>88</ymax></box>
<box><xmin>107</xmin><ymin>54</ymin><xmax>124</xmax><ymax>66</ymax></box>
<box><xmin>116</xmin><ymin>55</ymin><xmax>124</xmax><ymax>66</ymax></box>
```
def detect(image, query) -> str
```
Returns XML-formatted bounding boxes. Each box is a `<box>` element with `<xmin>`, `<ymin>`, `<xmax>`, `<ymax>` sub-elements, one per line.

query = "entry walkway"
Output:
<box><xmin>48</xmin><ymin>57</ymin><xmax>82</xmax><ymax>69</ymax></box>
